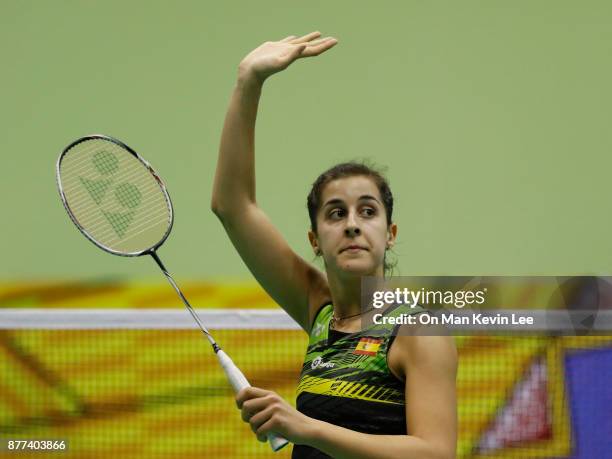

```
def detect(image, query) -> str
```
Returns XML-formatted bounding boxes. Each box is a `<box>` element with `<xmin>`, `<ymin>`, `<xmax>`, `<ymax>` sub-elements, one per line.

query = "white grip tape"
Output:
<box><xmin>216</xmin><ymin>350</ymin><xmax>290</xmax><ymax>452</ymax></box>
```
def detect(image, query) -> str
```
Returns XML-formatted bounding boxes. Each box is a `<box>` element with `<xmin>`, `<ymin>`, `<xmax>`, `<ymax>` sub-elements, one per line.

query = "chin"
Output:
<box><xmin>337</xmin><ymin>260</ymin><xmax>378</xmax><ymax>277</ymax></box>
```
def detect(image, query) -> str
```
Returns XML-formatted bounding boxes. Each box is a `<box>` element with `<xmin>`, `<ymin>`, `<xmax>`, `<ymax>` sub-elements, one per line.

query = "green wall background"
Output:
<box><xmin>2</xmin><ymin>1</ymin><xmax>611</xmax><ymax>281</ymax></box>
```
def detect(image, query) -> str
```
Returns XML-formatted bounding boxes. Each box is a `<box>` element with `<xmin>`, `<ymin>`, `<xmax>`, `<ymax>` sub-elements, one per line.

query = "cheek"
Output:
<box><xmin>366</xmin><ymin>222</ymin><xmax>389</xmax><ymax>245</ymax></box>
<box><xmin>316</xmin><ymin>228</ymin><xmax>336</xmax><ymax>252</ymax></box>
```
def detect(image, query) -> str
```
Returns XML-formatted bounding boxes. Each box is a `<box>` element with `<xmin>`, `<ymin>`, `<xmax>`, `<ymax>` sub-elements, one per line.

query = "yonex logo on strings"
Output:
<box><xmin>79</xmin><ymin>150</ymin><xmax>142</xmax><ymax>238</ymax></box>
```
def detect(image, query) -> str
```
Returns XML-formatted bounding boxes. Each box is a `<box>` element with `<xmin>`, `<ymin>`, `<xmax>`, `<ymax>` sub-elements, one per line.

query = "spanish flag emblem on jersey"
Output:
<box><xmin>354</xmin><ymin>337</ymin><xmax>382</xmax><ymax>356</ymax></box>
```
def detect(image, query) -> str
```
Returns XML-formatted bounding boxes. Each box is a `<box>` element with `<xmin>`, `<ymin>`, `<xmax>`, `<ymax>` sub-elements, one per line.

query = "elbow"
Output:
<box><xmin>210</xmin><ymin>199</ymin><xmax>229</xmax><ymax>222</ymax></box>
<box><xmin>210</xmin><ymin>199</ymin><xmax>222</xmax><ymax>217</ymax></box>
<box><xmin>210</xmin><ymin>183</ymin><xmax>256</xmax><ymax>219</ymax></box>
<box><xmin>210</xmin><ymin>191</ymin><xmax>229</xmax><ymax>218</ymax></box>
<box><xmin>210</xmin><ymin>198</ymin><xmax>254</xmax><ymax>223</ymax></box>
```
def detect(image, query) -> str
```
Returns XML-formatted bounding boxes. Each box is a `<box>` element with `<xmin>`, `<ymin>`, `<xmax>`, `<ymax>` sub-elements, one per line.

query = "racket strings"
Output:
<box><xmin>64</xmin><ymin>169</ymin><xmax>159</xmax><ymax>204</ymax></box>
<box><xmin>65</xmin><ymin>186</ymin><xmax>165</xmax><ymax>231</ymax></box>
<box><xmin>59</xmin><ymin>138</ymin><xmax>171</xmax><ymax>254</ymax></box>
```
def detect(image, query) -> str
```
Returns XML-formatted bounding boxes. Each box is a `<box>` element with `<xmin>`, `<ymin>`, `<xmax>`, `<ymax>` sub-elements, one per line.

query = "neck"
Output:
<box><xmin>325</xmin><ymin>265</ymin><xmax>385</xmax><ymax>332</ymax></box>
<box><xmin>327</xmin><ymin>272</ymin><xmax>362</xmax><ymax>319</ymax></box>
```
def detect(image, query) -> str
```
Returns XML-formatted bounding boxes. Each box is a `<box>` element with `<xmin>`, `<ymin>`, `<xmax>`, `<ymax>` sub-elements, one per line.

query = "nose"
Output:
<box><xmin>345</xmin><ymin>227</ymin><xmax>361</xmax><ymax>237</ymax></box>
<box><xmin>344</xmin><ymin>210</ymin><xmax>361</xmax><ymax>238</ymax></box>
<box><xmin>344</xmin><ymin>216</ymin><xmax>361</xmax><ymax>237</ymax></box>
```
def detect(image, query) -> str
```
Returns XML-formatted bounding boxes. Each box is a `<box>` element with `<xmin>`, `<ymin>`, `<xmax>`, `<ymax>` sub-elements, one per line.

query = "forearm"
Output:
<box><xmin>211</xmin><ymin>70</ymin><xmax>263</xmax><ymax>215</ymax></box>
<box><xmin>302</xmin><ymin>419</ymin><xmax>450</xmax><ymax>459</ymax></box>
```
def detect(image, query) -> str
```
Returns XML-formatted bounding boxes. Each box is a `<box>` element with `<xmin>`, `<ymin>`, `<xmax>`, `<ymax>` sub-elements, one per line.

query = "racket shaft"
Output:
<box><xmin>216</xmin><ymin>350</ymin><xmax>289</xmax><ymax>452</ymax></box>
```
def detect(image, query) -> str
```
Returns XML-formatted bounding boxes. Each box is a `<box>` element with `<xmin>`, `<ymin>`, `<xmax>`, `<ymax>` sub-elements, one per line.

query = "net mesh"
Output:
<box><xmin>1</xmin><ymin>325</ymin><xmax>610</xmax><ymax>458</ymax></box>
<box><xmin>59</xmin><ymin>138</ymin><xmax>171</xmax><ymax>254</ymax></box>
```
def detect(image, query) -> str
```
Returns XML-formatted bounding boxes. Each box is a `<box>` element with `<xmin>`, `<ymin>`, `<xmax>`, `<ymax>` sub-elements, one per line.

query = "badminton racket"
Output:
<box><xmin>55</xmin><ymin>134</ymin><xmax>289</xmax><ymax>452</ymax></box>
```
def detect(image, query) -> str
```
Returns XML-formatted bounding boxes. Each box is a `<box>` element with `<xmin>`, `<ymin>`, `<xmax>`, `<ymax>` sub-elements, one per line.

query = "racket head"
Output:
<box><xmin>56</xmin><ymin>134</ymin><xmax>174</xmax><ymax>257</ymax></box>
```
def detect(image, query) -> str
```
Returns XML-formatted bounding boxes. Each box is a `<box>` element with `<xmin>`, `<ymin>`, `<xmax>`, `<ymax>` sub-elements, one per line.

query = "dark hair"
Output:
<box><xmin>307</xmin><ymin>161</ymin><xmax>394</xmax><ymax>233</ymax></box>
<box><xmin>306</xmin><ymin>161</ymin><xmax>396</xmax><ymax>275</ymax></box>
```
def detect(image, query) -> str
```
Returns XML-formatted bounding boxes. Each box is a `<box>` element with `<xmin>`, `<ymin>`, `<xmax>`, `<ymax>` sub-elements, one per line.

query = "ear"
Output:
<box><xmin>386</xmin><ymin>223</ymin><xmax>398</xmax><ymax>249</ymax></box>
<box><xmin>308</xmin><ymin>230</ymin><xmax>320</xmax><ymax>255</ymax></box>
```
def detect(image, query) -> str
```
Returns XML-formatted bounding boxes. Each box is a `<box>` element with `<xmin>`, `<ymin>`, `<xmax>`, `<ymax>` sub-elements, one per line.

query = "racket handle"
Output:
<box><xmin>216</xmin><ymin>350</ymin><xmax>290</xmax><ymax>452</ymax></box>
<box><xmin>216</xmin><ymin>350</ymin><xmax>249</xmax><ymax>392</ymax></box>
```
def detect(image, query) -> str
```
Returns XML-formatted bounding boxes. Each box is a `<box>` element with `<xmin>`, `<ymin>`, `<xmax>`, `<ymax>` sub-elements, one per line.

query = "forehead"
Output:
<box><xmin>320</xmin><ymin>175</ymin><xmax>381</xmax><ymax>204</ymax></box>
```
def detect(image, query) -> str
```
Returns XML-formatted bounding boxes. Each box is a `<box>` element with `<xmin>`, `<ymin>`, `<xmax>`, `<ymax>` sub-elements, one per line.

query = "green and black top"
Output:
<box><xmin>292</xmin><ymin>303</ymin><xmax>426</xmax><ymax>459</ymax></box>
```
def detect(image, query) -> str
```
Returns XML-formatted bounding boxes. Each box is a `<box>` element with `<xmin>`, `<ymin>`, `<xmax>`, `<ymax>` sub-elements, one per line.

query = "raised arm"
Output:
<box><xmin>211</xmin><ymin>32</ymin><xmax>338</xmax><ymax>331</ymax></box>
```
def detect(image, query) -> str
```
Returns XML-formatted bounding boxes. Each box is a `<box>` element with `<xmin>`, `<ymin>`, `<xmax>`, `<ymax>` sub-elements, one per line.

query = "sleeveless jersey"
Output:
<box><xmin>292</xmin><ymin>303</ymin><xmax>426</xmax><ymax>459</ymax></box>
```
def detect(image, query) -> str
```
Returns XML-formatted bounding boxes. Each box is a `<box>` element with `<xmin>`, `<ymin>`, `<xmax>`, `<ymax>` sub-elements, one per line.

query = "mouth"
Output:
<box><xmin>340</xmin><ymin>245</ymin><xmax>368</xmax><ymax>253</ymax></box>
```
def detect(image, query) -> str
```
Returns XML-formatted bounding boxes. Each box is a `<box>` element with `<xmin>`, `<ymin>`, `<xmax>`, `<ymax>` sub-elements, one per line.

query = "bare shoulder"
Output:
<box><xmin>388</xmin><ymin>323</ymin><xmax>458</xmax><ymax>380</ymax></box>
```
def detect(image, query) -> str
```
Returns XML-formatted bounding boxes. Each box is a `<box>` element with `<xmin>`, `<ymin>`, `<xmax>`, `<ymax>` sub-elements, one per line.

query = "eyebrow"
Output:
<box><xmin>322</xmin><ymin>195</ymin><xmax>381</xmax><ymax>208</ymax></box>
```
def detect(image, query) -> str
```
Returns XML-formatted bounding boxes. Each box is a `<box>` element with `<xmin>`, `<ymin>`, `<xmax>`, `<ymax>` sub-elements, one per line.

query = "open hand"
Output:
<box><xmin>238</xmin><ymin>31</ymin><xmax>338</xmax><ymax>83</ymax></box>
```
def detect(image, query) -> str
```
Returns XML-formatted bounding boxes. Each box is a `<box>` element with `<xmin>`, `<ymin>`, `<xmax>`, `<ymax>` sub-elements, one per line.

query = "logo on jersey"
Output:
<box><xmin>354</xmin><ymin>337</ymin><xmax>382</xmax><ymax>356</ymax></box>
<box><xmin>311</xmin><ymin>356</ymin><xmax>335</xmax><ymax>369</ymax></box>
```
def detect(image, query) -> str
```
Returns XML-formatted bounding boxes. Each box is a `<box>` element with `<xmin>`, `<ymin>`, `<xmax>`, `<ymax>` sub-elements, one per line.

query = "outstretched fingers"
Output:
<box><xmin>277</xmin><ymin>32</ymin><xmax>338</xmax><ymax>59</ymax></box>
<box><xmin>299</xmin><ymin>36</ymin><xmax>338</xmax><ymax>57</ymax></box>
<box><xmin>291</xmin><ymin>31</ymin><xmax>322</xmax><ymax>43</ymax></box>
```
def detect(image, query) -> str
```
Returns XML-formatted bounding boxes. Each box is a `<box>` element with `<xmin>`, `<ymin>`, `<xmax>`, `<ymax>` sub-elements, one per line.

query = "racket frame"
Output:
<box><xmin>56</xmin><ymin>134</ymin><xmax>174</xmax><ymax>258</ymax></box>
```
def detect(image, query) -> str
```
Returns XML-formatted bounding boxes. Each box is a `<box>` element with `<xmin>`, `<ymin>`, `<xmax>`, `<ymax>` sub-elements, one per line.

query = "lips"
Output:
<box><xmin>340</xmin><ymin>245</ymin><xmax>367</xmax><ymax>253</ymax></box>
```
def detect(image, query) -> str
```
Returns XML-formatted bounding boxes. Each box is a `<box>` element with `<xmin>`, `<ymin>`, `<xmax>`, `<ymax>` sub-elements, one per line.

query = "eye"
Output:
<box><xmin>360</xmin><ymin>207</ymin><xmax>376</xmax><ymax>217</ymax></box>
<box><xmin>328</xmin><ymin>208</ymin><xmax>345</xmax><ymax>219</ymax></box>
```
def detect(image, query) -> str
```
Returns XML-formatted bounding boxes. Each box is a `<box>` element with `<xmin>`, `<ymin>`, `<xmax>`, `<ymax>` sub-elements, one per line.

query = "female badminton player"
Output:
<box><xmin>211</xmin><ymin>32</ymin><xmax>457</xmax><ymax>459</ymax></box>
